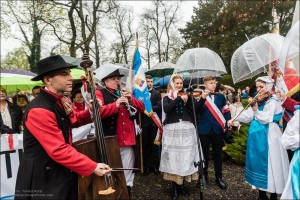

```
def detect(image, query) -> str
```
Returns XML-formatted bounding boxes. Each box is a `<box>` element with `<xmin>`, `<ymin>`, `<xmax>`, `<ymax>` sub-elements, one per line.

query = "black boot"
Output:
<box><xmin>179</xmin><ymin>182</ymin><xmax>190</xmax><ymax>197</ymax></box>
<box><xmin>216</xmin><ymin>178</ymin><xmax>227</xmax><ymax>190</ymax></box>
<box><xmin>257</xmin><ymin>190</ymin><xmax>269</xmax><ymax>200</ymax></box>
<box><xmin>171</xmin><ymin>182</ymin><xmax>179</xmax><ymax>200</ymax></box>
<box><xmin>143</xmin><ymin>168</ymin><xmax>150</xmax><ymax>176</ymax></box>
<box><xmin>127</xmin><ymin>186</ymin><xmax>131</xmax><ymax>199</ymax></box>
<box><xmin>153</xmin><ymin>168</ymin><xmax>160</xmax><ymax>175</ymax></box>
<box><xmin>270</xmin><ymin>193</ymin><xmax>277</xmax><ymax>200</ymax></box>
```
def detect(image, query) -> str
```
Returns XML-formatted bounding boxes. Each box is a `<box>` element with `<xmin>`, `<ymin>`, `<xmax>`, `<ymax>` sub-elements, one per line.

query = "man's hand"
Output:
<box><xmin>121</xmin><ymin>91</ymin><xmax>132</xmax><ymax>103</ymax></box>
<box><xmin>94</xmin><ymin>163</ymin><xmax>112</xmax><ymax>176</ymax></box>
<box><xmin>89</xmin><ymin>98</ymin><xmax>102</xmax><ymax>111</ymax></box>
<box><xmin>227</xmin><ymin>119</ymin><xmax>233</xmax><ymax>127</ymax></box>
<box><xmin>201</xmin><ymin>90</ymin><xmax>210</xmax><ymax>99</ymax></box>
<box><xmin>116</xmin><ymin>96</ymin><xmax>129</xmax><ymax>108</ymax></box>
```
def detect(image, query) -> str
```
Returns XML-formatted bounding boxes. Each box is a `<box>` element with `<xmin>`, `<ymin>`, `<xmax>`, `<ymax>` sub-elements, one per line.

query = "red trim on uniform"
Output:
<box><xmin>151</xmin><ymin>114</ymin><xmax>163</xmax><ymax>142</ymax></box>
<box><xmin>8</xmin><ymin>134</ymin><xmax>14</xmax><ymax>150</ymax></box>
<box><xmin>205</xmin><ymin>101</ymin><xmax>225</xmax><ymax>130</ymax></box>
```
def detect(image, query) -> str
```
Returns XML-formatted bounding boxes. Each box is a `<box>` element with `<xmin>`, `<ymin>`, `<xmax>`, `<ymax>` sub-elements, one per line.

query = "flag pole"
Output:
<box><xmin>268</xmin><ymin>8</ymin><xmax>280</xmax><ymax>77</ymax></box>
<box><xmin>129</xmin><ymin>32</ymin><xmax>144</xmax><ymax>173</ymax></box>
<box><xmin>135</xmin><ymin>32</ymin><xmax>144</xmax><ymax>174</ymax></box>
<box><xmin>128</xmin><ymin>32</ymin><xmax>139</xmax><ymax>93</ymax></box>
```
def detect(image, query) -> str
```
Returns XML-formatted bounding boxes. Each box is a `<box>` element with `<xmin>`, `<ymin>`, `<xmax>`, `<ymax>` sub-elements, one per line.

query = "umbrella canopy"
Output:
<box><xmin>153</xmin><ymin>75</ymin><xmax>205</xmax><ymax>89</ymax></box>
<box><xmin>114</xmin><ymin>63</ymin><xmax>130</xmax><ymax>68</ymax></box>
<box><xmin>1</xmin><ymin>69</ymin><xmax>37</xmax><ymax>77</ymax></box>
<box><xmin>61</xmin><ymin>55</ymin><xmax>81</xmax><ymax>67</ymax></box>
<box><xmin>279</xmin><ymin>20</ymin><xmax>299</xmax><ymax>75</ymax></box>
<box><xmin>175</xmin><ymin>47</ymin><xmax>227</xmax><ymax>78</ymax></box>
<box><xmin>230</xmin><ymin>33</ymin><xmax>285</xmax><ymax>84</ymax></box>
<box><xmin>93</xmin><ymin>64</ymin><xmax>131</xmax><ymax>87</ymax></box>
<box><xmin>145</xmin><ymin>62</ymin><xmax>176</xmax><ymax>77</ymax></box>
<box><xmin>0</xmin><ymin>76</ymin><xmax>43</xmax><ymax>93</ymax></box>
<box><xmin>70</xmin><ymin>68</ymin><xmax>85</xmax><ymax>80</ymax></box>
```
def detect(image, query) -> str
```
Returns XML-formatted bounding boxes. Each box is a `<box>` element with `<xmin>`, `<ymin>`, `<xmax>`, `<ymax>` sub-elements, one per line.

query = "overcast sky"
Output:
<box><xmin>1</xmin><ymin>1</ymin><xmax>198</xmax><ymax>58</ymax></box>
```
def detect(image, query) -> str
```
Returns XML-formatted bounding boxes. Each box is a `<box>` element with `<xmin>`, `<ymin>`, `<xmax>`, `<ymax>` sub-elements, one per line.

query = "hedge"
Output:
<box><xmin>222</xmin><ymin>99</ymin><xmax>250</xmax><ymax>166</ymax></box>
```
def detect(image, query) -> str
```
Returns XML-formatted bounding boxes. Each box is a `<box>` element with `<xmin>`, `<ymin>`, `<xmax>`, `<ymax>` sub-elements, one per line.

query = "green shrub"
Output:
<box><xmin>221</xmin><ymin>99</ymin><xmax>250</xmax><ymax>165</ymax></box>
<box><xmin>223</xmin><ymin>123</ymin><xmax>249</xmax><ymax>166</ymax></box>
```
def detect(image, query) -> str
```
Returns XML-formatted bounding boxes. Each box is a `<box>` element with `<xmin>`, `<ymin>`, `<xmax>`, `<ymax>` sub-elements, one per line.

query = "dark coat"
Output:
<box><xmin>14</xmin><ymin>89</ymin><xmax>95</xmax><ymax>200</ymax></box>
<box><xmin>0</xmin><ymin>100</ymin><xmax>23</xmax><ymax>134</ymax></box>
<box><xmin>98</xmin><ymin>88</ymin><xmax>119</xmax><ymax>136</ymax></box>
<box><xmin>196</xmin><ymin>93</ymin><xmax>231</xmax><ymax>135</ymax></box>
<box><xmin>96</xmin><ymin>88</ymin><xmax>145</xmax><ymax>146</ymax></box>
<box><xmin>163</xmin><ymin>95</ymin><xmax>205</xmax><ymax>125</ymax></box>
<box><xmin>141</xmin><ymin>89</ymin><xmax>162</xmax><ymax>127</ymax></box>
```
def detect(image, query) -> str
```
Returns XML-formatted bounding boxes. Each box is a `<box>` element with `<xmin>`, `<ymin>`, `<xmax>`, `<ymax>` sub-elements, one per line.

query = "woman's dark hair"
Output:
<box><xmin>71</xmin><ymin>89</ymin><xmax>82</xmax><ymax>101</ymax></box>
<box><xmin>12</xmin><ymin>94</ymin><xmax>29</xmax><ymax>104</ymax></box>
<box><xmin>232</xmin><ymin>94</ymin><xmax>241</xmax><ymax>104</ymax></box>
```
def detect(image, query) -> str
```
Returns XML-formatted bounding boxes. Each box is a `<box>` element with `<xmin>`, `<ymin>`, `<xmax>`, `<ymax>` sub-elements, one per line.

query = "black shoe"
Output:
<box><xmin>153</xmin><ymin>168</ymin><xmax>160</xmax><ymax>175</ymax></box>
<box><xmin>258</xmin><ymin>190</ymin><xmax>269</xmax><ymax>200</ymax></box>
<box><xmin>257</xmin><ymin>195</ymin><xmax>269</xmax><ymax>200</ymax></box>
<box><xmin>270</xmin><ymin>193</ymin><xmax>277</xmax><ymax>200</ymax></box>
<box><xmin>216</xmin><ymin>178</ymin><xmax>227</xmax><ymax>190</ymax></box>
<box><xmin>127</xmin><ymin>186</ymin><xmax>131</xmax><ymax>199</ymax></box>
<box><xmin>179</xmin><ymin>184</ymin><xmax>189</xmax><ymax>197</ymax></box>
<box><xmin>171</xmin><ymin>182</ymin><xmax>180</xmax><ymax>200</ymax></box>
<box><xmin>143</xmin><ymin>168</ymin><xmax>150</xmax><ymax>176</ymax></box>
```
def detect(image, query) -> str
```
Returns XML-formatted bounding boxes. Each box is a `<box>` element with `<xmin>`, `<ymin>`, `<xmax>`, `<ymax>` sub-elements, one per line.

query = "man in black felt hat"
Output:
<box><xmin>14</xmin><ymin>55</ymin><xmax>111</xmax><ymax>200</ymax></box>
<box><xmin>95</xmin><ymin>68</ymin><xmax>145</xmax><ymax>197</ymax></box>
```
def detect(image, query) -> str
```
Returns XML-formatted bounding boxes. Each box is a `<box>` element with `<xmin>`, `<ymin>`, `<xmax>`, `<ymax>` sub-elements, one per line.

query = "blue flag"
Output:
<box><xmin>132</xmin><ymin>47</ymin><xmax>153</xmax><ymax>116</ymax></box>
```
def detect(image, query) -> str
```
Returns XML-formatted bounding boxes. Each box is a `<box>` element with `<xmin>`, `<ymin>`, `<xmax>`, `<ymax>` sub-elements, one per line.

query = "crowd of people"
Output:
<box><xmin>0</xmin><ymin>54</ymin><xmax>299</xmax><ymax>200</ymax></box>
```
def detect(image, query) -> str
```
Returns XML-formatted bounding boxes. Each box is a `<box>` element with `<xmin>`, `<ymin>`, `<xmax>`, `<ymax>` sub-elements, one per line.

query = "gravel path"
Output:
<box><xmin>131</xmin><ymin>161</ymin><xmax>259</xmax><ymax>200</ymax></box>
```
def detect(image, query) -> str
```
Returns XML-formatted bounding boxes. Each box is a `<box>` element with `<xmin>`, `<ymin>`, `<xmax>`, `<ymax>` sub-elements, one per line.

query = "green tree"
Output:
<box><xmin>2</xmin><ymin>1</ymin><xmax>60</xmax><ymax>72</ymax></box>
<box><xmin>140</xmin><ymin>1</ymin><xmax>181</xmax><ymax>64</ymax></box>
<box><xmin>51</xmin><ymin>0</ymin><xmax>115</xmax><ymax>57</ymax></box>
<box><xmin>108</xmin><ymin>3</ymin><xmax>134</xmax><ymax>64</ymax></box>
<box><xmin>180</xmin><ymin>0</ymin><xmax>296</xmax><ymax>74</ymax></box>
<box><xmin>1</xmin><ymin>47</ymin><xmax>29</xmax><ymax>70</ymax></box>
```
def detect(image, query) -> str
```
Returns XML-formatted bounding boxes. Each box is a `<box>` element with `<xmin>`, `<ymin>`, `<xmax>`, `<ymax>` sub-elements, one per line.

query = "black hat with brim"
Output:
<box><xmin>32</xmin><ymin>55</ymin><xmax>77</xmax><ymax>81</ymax></box>
<box><xmin>102</xmin><ymin>69</ymin><xmax>125</xmax><ymax>82</ymax></box>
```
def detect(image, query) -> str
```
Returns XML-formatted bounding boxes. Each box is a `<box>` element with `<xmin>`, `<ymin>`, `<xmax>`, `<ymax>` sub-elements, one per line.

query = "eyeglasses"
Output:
<box><xmin>75</xmin><ymin>96</ymin><xmax>84</xmax><ymax>99</ymax></box>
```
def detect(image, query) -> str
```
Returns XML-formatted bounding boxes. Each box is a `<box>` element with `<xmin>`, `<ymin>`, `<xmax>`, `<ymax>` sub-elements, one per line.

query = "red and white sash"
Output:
<box><xmin>151</xmin><ymin>112</ymin><xmax>163</xmax><ymax>145</ymax></box>
<box><xmin>205</xmin><ymin>96</ymin><xmax>226</xmax><ymax>130</ymax></box>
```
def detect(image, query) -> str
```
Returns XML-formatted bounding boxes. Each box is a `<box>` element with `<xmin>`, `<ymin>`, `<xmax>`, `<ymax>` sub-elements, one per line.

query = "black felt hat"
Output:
<box><xmin>102</xmin><ymin>69</ymin><xmax>125</xmax><ymax>82</ymax></box>
<box><xmin>32</xmin><ymin>55</ymin><xmax>77</xmax><ymax>81</ymax></box>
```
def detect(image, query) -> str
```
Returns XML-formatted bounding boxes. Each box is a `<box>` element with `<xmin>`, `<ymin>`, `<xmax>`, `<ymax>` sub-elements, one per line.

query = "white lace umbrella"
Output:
<box><xmin>175</xmin><ymin>47</ymin><xmax>227</xmax><ymax>78</ymax></box>
<box><xmin>279</xmin><ymin>20</ymin><xmax>299</xmax><ymax>75</ymax></box>
<box><xmin>230</xmin><ymin>33</ymin><xmax>285</xmax><ymax>84</ymax></box>
<box><xmin>93</xmin><ymin>64</ymin><xmax>131</xmax><ymax>86</ymax></box>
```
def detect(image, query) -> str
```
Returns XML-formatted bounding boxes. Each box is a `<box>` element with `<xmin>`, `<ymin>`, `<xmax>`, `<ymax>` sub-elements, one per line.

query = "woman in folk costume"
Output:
<box><xmin>159</xmin><ymin>74</ymin><xmax>204</xmax><ymax>200</ymax></box>
<box><xmin>228</xmin><ymin>76</ymin><xmax>289</xmax><ymax>200</ymax></box>
<box><xmin>281</xmin><ymin>106</ymin><xmax>300</xmax><ymax>200</ymax></box>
